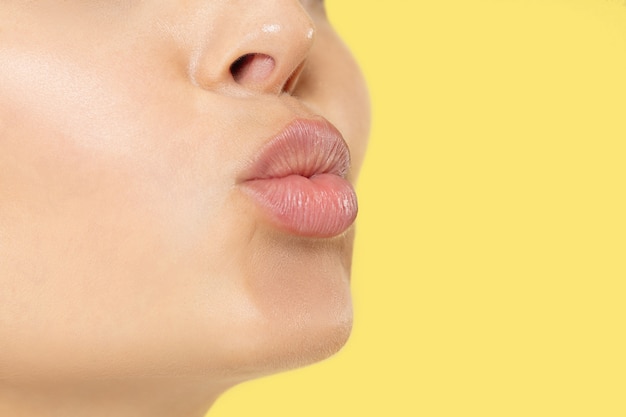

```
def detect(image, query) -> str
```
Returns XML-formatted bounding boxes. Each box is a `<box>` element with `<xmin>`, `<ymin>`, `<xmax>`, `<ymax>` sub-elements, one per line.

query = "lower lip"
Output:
<box><xmin>242</xmin><ymin>173</ymin><xmax>358</xmax><ymax>238</ymax></box>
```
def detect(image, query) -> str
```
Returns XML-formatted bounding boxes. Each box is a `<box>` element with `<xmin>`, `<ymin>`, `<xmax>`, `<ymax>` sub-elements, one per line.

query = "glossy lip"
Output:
<box><xmin>239</xmin><ymin>118</ymin><xmax>358</xmax><ymax>238</ymax></box>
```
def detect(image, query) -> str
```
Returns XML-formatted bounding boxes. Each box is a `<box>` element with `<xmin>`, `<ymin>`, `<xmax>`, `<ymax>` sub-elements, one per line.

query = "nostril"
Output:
<box><xmin>229</xmin><ymin>53</ymin><xmax>276</xmax><ymax>85</ymax></box>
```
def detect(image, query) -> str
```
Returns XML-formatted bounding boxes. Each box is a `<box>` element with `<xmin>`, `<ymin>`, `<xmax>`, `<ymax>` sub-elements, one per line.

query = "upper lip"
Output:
<box><xmin>239</xmin><ymin>117</ymin><xmax>351</xmax><ymax>182</ymax></box>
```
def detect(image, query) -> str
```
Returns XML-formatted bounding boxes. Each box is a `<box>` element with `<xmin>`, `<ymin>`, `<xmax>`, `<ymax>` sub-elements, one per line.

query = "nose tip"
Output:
<box><xmin>190</xmin><ymin>1</ymin><xmax>316</xmax><ymax>95</ymax></box>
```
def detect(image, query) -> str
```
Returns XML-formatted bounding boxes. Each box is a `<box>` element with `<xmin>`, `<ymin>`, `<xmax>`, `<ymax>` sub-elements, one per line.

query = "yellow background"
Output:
<box><xmin>210</xmin><ymin>1</ymin><xmax>626</xmax><ymax>416</ymax></box>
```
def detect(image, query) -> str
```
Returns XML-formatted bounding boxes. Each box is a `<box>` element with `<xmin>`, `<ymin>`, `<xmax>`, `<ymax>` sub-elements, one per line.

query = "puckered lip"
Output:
<box><xmin>237</xmin><ymin>117</ymin><xmax>357</xmax><ymax>238</ymax></box>
<box><xmin>238</xmin><ymin>117</ymin><xmax>352</xmax><ymax>183</ymax></box>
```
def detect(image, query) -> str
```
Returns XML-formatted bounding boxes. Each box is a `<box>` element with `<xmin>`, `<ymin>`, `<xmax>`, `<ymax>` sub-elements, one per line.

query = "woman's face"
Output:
<box><xmin>0</xmin><ymin>0</ymin><xmax>369</xmax><ymax>381</ymax></box>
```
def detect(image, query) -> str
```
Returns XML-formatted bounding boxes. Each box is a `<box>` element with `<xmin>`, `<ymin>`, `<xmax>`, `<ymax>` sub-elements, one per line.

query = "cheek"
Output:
<box><xmin>0</xmin><ymin>69</ymin><xmax>239</xmax><ymax>377</ymax></box>
<box><xmin>0</xmin><ymin>47</ymin><xmax>229</xmax><ymax>275</ymax></box>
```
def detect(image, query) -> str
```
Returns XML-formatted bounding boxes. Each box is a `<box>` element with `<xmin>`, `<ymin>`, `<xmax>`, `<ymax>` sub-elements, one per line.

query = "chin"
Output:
<box><xmin>225</xmin><ymin>299</ymin><xmax>354</xmax><ymax>380</ymax></box>
<box><xmin>208</xmin><ymin>225</ymin><xmax>356</xmax><ymax>380</ymax></box>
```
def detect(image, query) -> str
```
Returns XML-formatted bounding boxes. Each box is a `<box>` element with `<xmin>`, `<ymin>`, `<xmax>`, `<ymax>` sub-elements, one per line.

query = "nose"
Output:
<box><xmin>190</xmin><ymin>0</ymin><xmax>316</xmax><ymax>95</ymax></box>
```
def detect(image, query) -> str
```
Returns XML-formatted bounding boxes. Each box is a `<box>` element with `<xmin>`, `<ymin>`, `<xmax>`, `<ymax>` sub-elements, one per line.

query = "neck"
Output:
<box><xmin>0</xmin><ymin>376</ymin><xmax>234</xmax><ymax>417</ymax></box>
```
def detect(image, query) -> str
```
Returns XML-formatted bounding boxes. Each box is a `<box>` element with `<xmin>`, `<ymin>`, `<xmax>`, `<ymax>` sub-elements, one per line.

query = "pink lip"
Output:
<box><xmin>239</xmin><ymin>118</ymin><xmax>358</xmax><ymax>238</ymax></box>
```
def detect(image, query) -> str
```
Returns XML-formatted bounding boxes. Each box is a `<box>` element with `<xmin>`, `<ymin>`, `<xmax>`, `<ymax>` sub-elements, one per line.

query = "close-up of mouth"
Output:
<box><xmin>239</xmin><ymin>118</ymin><xmax>358</xmax><ymax>238</ymax></box>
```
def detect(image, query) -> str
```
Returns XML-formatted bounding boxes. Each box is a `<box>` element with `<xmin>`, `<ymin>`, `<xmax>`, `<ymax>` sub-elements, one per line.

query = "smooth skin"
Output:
<box><xmin>0</xmin><ymin>1</ymin><xmax>370</xmax><ymax>416</ymax></box>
